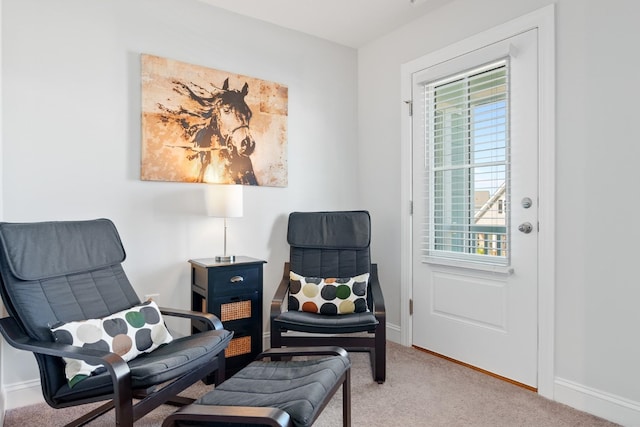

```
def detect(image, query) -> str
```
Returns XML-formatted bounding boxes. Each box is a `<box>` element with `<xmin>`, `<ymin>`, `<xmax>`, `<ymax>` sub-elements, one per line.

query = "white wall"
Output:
<box><xmin>358</xmin><ymin>0</ymin><xmax>640</xmax><ymax>424</ymax></box>
<box><xmin>0</xmin><ymin>0</ymin><xmax>359</xmax><ymax>409</ymax></box>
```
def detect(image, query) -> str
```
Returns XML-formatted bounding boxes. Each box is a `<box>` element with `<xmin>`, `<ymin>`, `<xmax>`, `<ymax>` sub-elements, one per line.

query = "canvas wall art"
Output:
<box><xmin>141</xmin><ymin>54</ymin><xmax>288</xmax><ymax>186</ymax></box>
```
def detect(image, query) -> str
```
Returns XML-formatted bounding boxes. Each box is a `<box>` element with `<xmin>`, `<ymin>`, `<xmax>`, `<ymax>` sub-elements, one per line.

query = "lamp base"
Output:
<box><xmin>215</xmin><ymin>255</ymin><xmax>236</xmax><ymax>263</ymax></box>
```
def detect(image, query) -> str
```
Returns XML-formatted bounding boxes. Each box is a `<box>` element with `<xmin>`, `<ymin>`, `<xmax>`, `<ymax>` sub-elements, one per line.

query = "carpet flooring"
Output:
<box><xmin>4</xmin><ymin>341</ymin><xmax>619</xmax><ymax>426</ymax></box>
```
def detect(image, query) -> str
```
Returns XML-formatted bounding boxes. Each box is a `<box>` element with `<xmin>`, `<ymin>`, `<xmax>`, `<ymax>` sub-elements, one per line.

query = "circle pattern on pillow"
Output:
<box><xmin>289</xmin><ymin>271</ymin><xmax>370</xmax><ymax>315</ymax></box>
<box><xmin>50</xmin><ymin>300</ymin><xmax>174</xmax><ymax>387</ymax></box>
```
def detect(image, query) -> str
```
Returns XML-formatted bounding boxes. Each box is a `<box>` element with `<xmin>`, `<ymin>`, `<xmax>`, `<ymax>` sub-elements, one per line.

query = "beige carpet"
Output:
<box><xmin>4</xmin><ymin>341</ymin><xmax>618</xmax><ymax>426</ymax></box>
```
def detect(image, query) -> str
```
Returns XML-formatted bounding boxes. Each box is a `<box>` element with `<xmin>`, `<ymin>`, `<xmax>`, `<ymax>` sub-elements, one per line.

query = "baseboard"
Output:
<box><xmin>385</xmin><ymin>322</ymin><xmax>401</xmax><ymax>343</ymax></box>
<box><xmin>2</xmin><ymin>379</ymin><xmax>44</xmax><ymax>410</ymax></box>
<box><xmin>0</xmin><ymin>382</ymin><xmax>5</xmax><ymax>426</ymax></box>
<box><xmin>554</xmin><ymin>377</ymin><xmax>640</xmax><ymax>426</ymax></box>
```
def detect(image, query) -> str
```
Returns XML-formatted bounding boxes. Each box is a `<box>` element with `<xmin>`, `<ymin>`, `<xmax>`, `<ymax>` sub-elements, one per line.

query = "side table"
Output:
<box><xmin>189</xmin><ymin>256</ymin><xmax>266</xmax><ymax>380</ymax></box>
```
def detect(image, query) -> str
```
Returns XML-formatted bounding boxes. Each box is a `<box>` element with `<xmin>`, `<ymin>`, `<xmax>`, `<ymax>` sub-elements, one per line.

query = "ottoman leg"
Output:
<box><xmin>343</xmin><ymin>367</ymin><xmax>351</xmax><ymax>427</ymax></box>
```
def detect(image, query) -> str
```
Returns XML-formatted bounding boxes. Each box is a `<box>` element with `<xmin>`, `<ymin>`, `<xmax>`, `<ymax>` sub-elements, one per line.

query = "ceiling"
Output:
<box><xmin>196</xmin><ymin>0</ymin><xmax>454</xmax><ymax>48</ymax></box>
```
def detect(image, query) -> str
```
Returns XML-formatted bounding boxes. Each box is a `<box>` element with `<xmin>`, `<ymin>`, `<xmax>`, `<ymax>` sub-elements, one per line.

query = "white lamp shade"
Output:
<box><xmin>206</xmin><ymin>185</ymin><xmax>243</xmax><ymax>218</ymax></box>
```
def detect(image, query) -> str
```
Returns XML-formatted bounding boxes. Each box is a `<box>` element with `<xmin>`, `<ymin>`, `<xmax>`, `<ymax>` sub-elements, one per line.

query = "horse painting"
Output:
<box><xmin>160</xmin><ymin>78</ymin><xmax>259</xmax><ymax>185</ymax></box>
<box><xmin>141</xmin><ymin>54</ymin><xmax>288</xmax><ymax>186</ymax></box>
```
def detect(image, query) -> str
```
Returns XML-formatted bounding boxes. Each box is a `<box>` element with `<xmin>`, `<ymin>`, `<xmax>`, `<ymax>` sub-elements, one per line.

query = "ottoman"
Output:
<box><xmin>162</xmin><ymin>347</ymin><xmax>351</xmax><ymax>427</ymax></box>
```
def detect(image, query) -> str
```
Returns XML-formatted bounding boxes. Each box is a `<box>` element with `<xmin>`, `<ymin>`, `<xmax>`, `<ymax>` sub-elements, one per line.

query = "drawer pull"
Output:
<box><xmin>230</xmin><ymin>275</ymin><xmax>244</xmax><ymax>283</ymax></box>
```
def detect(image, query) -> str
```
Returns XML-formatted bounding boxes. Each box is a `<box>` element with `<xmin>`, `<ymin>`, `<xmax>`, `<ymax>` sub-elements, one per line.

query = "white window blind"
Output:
<box><xmin>421</xmin><ymin>60</ymin><xmax>510</xmax><ymax>265</ymax></box>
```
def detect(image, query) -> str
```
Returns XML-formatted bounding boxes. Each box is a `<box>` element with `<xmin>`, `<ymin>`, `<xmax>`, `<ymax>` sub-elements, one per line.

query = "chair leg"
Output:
<box><xmin>113</xmin><ymin>364</ymin><xmax>134</xmax><ymax>427</ymax></box>
<box><xmin>215</xmin><ymin>352</ymin><xmax>226</xmax><ymax>385</ymax></box>
<box><xmin>270</xmin><ymin>324</ymin><xmax>292</xmax><ymax>361</ymax></box>
<box><xmin>270</xmin><ymin>321</ymin><xmax>282</xmax><ymax>349</ymax></box>
<box><xmin>64</xmin><ymin>401</ymin><xmax>115</xmax><ymax>427</ymax></box>
<box><xmin>374</xmin><ymin>325</ymin><xmax>386</xmax><ymax>383</ymax></box>
<box><xmin>343</xmin><ymin>368</ymin><xmax>351</xmax><ymax>427</ymax></box>
<box><xmin>373</xmin><ymin>348</ymin><xmax>386</xmax><ymax>383</ymax></box>
<box><xmin>133</xmin><ymin>390</ymin><xmax>195</xmax><ymax>407</ymax></box>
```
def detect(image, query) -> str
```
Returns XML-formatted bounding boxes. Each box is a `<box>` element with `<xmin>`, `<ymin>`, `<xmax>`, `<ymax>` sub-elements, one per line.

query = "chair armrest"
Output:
<box><xmin>257</xmin><ymin>346</ymin><xmax>348</xmax><ymax>359</ymax></box>
<box><xmin>162</xmin><ymin>404</ymin><xmax>290</xmax><ymax>427</ymax></box>
<box><xmin>370</xmin><ymin>263</ymin><xmax>386</xmax><ymax>318</ymax></box>
<box><xmin>270</xmin><ymin>262</ymin><xmax>291</xmax><ymax>321</ymax></box>
<box><xmin>0</xmin><ymin>317</ymin><xmax>127</xmax><ymax>367</ymax></box>
<box><xmin>159</xmin><ymin>307</ymin><xmax>223</xmax><ymax>331</ymax></box>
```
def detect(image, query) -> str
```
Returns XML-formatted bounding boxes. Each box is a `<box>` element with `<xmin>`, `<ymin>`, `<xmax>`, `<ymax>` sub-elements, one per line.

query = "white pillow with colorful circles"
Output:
<box><xmin>289</xmin><ymin>271</ymin><xmax>370</xmax><ymax>315</ymax></box>
<box><xmin>50</xmin><ymin>300</ymin><xmax>173</xmax><ymax>387</ymax></box>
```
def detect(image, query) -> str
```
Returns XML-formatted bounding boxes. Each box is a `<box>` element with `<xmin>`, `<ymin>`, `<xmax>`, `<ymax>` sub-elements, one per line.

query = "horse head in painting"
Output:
<box><xmin>163</xmin><ymin>78</ymin><xmax>258</xmax><ymax>184</ymax></box>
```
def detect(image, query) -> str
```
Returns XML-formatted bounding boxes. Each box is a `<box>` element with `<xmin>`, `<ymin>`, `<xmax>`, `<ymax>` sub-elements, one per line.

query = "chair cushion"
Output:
<box><xmin>0</xmin><ymin>219</ymin><xmax>125</xmax><ymax>281</ymax></box>
<box><xmin>0</xmin><ymin>219</ymin><xmax>140</xmax><ymax>344</ymax></box>
<box><xmin>274</xmin><ymin>310</ymin><xmax>378</xmax><ymax>334</ymax></box>
<box><xmin>289</xmin><ymin>270</ymin><xmax>370</xmax><ymax>315</ymax></box>
<box><xmin>287</xmin><ymin>211</ymin><xmax>372</xmax><ymax>279</ymax></box>
<box><xmin>194</xmin><ymin>355</ymin><xmax>350</xmax><ymax>427</ymax></box>
<box><xmin>51</xmin><ymin>328</ymin><xmax>232</xmax><ymax>403</ymax></box>
<box><xmin>287</xmin><ymin>211</ymin><xmax>370</xmax><ymax>249</ymax></box>
<box><xmin>50</xmin><ymin>300</ymin><xmax>173</xmax><ymax>387</ymax></box>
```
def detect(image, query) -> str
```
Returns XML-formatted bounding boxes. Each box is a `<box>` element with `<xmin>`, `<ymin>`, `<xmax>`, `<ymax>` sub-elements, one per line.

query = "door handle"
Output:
<box><xmin>518</xmin><ymin>222</ymin><xmax>533</xmax><ymax>234</ymax></box>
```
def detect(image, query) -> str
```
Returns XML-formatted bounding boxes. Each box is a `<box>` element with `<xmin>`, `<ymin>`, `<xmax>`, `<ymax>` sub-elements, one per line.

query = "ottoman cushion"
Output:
<box><xmin>195</xmin><ymin>355</ymin><xmax>350</xmax><ymax>427</ymax></box>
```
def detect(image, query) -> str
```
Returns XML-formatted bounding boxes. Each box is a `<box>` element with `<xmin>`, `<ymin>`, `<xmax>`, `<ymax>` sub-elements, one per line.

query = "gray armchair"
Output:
<box><xmin>270</xmin><ymin>211</ymin><xmax>386</xmax><ymax>383</ymax></box>
<box><xmin>0</xmin><ymin>219</ymin><xmax>232</xmax><ymax>427</ymax></box>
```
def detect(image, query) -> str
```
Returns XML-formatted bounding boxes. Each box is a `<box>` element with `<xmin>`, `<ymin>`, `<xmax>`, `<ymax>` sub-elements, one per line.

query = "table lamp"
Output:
<box><xmin>206</xmin><ymin>184</ymin><xmax>243</xmax><ymax>262</ymax></box>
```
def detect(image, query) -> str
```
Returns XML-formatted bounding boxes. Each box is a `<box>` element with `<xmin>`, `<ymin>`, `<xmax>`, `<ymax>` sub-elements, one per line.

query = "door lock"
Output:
<box><xmin>518</xmin><ymin>222</ymin><xmax>533</xmax><ymax>234</ymax></box>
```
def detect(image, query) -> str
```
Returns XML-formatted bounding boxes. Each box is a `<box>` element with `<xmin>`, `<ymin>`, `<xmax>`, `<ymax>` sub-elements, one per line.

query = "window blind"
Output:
<box><xmin>421</xmin><ymin>60</ymin><xmax>510</xmax><ymax>264</ymax></box>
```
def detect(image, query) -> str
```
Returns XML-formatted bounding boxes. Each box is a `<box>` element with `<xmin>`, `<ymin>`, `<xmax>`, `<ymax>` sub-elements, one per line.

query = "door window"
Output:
<box><xmin>421</xmin><ymin>61</ymin><xmax>509</xmax><ymax>265</ymax></box>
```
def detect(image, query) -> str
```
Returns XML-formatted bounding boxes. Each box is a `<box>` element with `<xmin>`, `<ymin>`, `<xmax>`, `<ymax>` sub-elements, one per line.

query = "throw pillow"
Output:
<box><xmin>50</xmin><ymin>300</ymin><xmax>173</xmax><ymax>387</ymax></box>
<box><xmin>289</xmin><ymin>271</ymin><xmax>370</xmax><ymax>315</ymax></box>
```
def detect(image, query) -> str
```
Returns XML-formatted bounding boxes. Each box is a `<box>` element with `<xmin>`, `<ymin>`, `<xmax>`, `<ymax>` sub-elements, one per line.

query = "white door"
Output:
<box><xmin>411</xmin><ymin>29</ymin><xmax>538</xmax><ymax>387</ymax></box>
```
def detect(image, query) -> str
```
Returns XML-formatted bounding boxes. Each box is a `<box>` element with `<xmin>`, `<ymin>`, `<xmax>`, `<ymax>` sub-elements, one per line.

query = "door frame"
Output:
<box><xmin>399</xmin><ymin>5</ymin><xmax>555</xmax><ymax>398</ymax></box>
